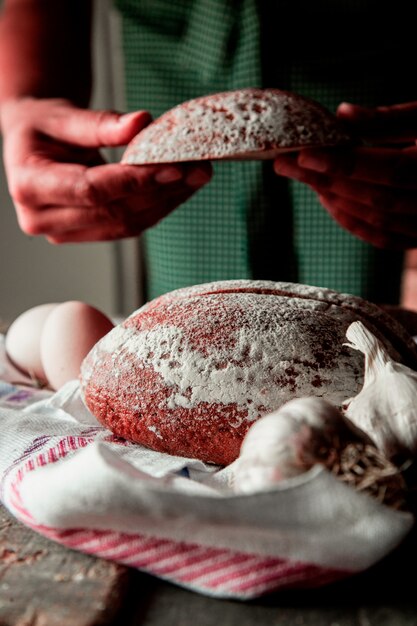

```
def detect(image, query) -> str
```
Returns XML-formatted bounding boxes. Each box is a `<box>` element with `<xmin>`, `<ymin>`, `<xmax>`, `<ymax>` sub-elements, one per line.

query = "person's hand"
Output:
<box><xmin>0</xmin><ymin>97</ymin><xmax>212</xmax><ymax>243</ymax></box>
<box><xmin>273</xmin><ymin>102</ymin><xmax>417</xmax><ymax>249</ymax></box>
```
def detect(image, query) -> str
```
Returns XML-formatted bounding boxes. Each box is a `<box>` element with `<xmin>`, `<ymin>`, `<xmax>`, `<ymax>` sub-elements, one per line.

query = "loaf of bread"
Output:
<box><xmin>121</xmin><ymin>88</ymin><xmax>352</xmax><ymax>165</ymax></box>
<box><xmin>80</xmin><ymin>281</ymin><xmax>417</xmax><ymax>465</ymax></box>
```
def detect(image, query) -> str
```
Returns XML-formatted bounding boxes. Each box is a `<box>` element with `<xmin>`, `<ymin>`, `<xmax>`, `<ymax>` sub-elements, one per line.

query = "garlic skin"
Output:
<box><xmin>344</xmin><ymin>321</ymin><xmax>417</xmax><ymax>460</ymax></box>
<box><xmin>233</xmin><ymin>397</ymin><xmax>348</xmax><ymax>494</ymax></box>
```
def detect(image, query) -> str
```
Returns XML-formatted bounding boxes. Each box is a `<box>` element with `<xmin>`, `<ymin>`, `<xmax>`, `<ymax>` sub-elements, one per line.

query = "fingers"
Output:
<box><xmin>337</xmin><ymin>101</ymin><xmax>417</xmax><ymax>143</ymax></box>
<box><xmin>274</xmin><ymin>152</ymin><xmax>417</xmax><ymax>249</ymax></box>
<box><xmin>1</xmin><ymin>97</ymin><xmax>153</xmax><ymax>149</ymax></box>
<box><xmin>38</xmin><ymin>108</ymin><xmax>153</xmax><ymax>148</ymax></box>
<box><xmin>10</xmin><ymin>160</ymin><xmax>212</xmax><ymax>212</ymax></box>
<box><xmin>275</xmin><ymin>146</ymin><xmax>417</xmax><ymax>189</ymax></box>
<box><xmin>299</xmin><ymin>146</ymin><xmax>417</xmax><ymax>188</ymax></box>
<box><xmin>1</xmin><ymin>97</ymin><xmax>214</xmax><ymax>244</ymax></box>
<box><xmin>318</xmin><ymin>192</ymin><xmax>417</xmax><ymax>249</ymax></box>
<box><xmin>42</xmin><ymin>189</ymin><xmax>194</xmax><ymax>243</ymax></box>
<box><xmin>273</xmin><ymin>153</ymin><xmax>417</xmax><ymax>214</ymax></box>
<box><xmin>14</xmin><ymin>162</ymin><xmax>212</xmax><ymax>239</ymax></box>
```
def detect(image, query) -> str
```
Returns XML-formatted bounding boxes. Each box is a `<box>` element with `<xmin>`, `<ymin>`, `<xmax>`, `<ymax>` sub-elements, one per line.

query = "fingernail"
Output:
<box><xmin>118</xmin><ymin>111</ymin><xmax>138</xmax><ymax>123</ymax></box>
<box><xmin>337</xmin><ymin>102</ymin><xmax>356</xmax><ymax>117</ymax></box>
<box><xmin>273</xmin><ymin>158</ymin><xmax>295</xmax><ymax>176</ymax></box>
<box><xmin>119</xmin><ymin>111</ymin><xmax>152</xmax><ymax>125</ymax></box>
<box><xmin>337</xmin><ymin>102</ymin><xmax>374</xmax><ymax>120</ymax></box>
<box><xmin>186</xmin><ymin>167</ymin><xmax>211</xmax><ymax>187</ymax></box>
<box><xmin>154</xmin><ymin>166</ymin><xmax>183</xmax><ymax>184</ymax></box>
<box><xmin>298</xmin><ymin>151</ymin><xmax>329</xmax><ymax>173</ymax></box>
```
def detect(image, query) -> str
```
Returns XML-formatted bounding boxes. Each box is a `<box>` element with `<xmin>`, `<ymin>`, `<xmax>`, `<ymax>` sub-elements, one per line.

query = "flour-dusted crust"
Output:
<box><xmin>80</xmin><ymin>281</ymin><xmax>417</xmax><ymax>466</ymax></box>
<box><xmin>121</xmin><ymin>89</ymin><xmax>352</xmax><ymax>165</ymax></box>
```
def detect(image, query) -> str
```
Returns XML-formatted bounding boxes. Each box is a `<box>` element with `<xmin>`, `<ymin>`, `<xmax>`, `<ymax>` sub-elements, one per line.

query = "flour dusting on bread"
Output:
<box><xmin>80</xmin><ymin>280</ymin><xmax>417</xmax><ymax>466</ymax></box>
<box><xmin>122</xmin><ymin>89</ymin><xmax>352</xmax><ymax>165</ymax></box>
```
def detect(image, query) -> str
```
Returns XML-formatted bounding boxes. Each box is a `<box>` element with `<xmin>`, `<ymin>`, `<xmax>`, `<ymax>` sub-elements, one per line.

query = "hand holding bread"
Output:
<box><xmin>0</xmin><ymin>97</ymin><xmax>212</xmax><ymax>243</ymax></box>
<box><xmin>123</xmin><ymin>88</ymin><xmax>417</xmax><ymax>250</ymax></box>
<box><xmin>274</xmin><ymin>101</ymin><xmax>417</xmax><ymax>249</ymax></box>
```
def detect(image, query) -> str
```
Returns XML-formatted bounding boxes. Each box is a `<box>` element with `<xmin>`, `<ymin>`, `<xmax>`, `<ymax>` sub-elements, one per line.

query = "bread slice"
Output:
<box><xmin>121</xmin><ymin>88</ymin><xmax>352</xmax><ymax>165</ymax></box>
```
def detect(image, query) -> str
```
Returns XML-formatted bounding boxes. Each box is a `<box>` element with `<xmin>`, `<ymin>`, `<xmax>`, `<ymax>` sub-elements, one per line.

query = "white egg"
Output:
<box><xmin>40</xmin><ymin>301</ymin><xmax>114</xmax><ymax>390</ymax></box>
<box><xmin>5</xmin><ymin>303</ymin><xmax>59</xmax><ymax>382</ymax></box>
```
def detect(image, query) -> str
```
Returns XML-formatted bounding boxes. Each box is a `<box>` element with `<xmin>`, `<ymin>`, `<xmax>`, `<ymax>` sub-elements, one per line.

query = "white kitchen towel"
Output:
<box><xmin>0</xmin><ymin>336</ymin><xmax>413</xmax><ymax>599</ymax></box>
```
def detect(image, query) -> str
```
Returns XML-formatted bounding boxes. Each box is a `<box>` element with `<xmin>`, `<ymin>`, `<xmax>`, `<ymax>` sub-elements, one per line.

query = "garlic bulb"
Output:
<box><xmin>344</xmin><ymin>320</ymin><xmax>417</xmax><ymax>460</ymax></box>
<box><xmin>233</xmin><ymin>397</ymin><xmax>350</xmax><ymax>494</ymax></box>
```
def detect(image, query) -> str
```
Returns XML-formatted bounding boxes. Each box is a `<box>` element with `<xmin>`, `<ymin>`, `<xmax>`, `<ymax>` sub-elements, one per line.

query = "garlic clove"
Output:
<box><xmin>233</xmin><ymin>396</ymin><xmax>353</xmax><ymax>493</ymax></box>
<box><xmin>232</xmin><ymin>392</ymin><xmax>407</xmax><ymax>509</ymax></box>
<box><xmin>344</xmin><ymin>321</ymin><xmax>417</xmax><ymax>460</ymax></box>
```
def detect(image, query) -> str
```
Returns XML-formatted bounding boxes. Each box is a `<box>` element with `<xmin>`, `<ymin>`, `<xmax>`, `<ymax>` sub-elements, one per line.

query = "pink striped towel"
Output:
<box><xmin>0</xmin><ymin>337</ymin><xmax>413</xmax><ymax>599</ymax></box>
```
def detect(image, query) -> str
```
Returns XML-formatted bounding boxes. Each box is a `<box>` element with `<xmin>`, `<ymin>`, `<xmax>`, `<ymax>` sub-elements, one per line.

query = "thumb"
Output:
<box><xmin>38</xmin><ymin>104</ymin><xmax>152</xmax><ymax>147</ymax></box>
<box><xmin>337</xmin><ymin>101</ymin><xmax>417</xmax><ymax>144</ymax></box>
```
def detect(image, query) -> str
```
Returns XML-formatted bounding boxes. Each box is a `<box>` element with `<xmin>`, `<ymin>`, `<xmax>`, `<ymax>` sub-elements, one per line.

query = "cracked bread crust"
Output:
<box><xmin>80</xmin><ymin>280</ymin><xmax>417</xmax><ymax>466</ymax></box>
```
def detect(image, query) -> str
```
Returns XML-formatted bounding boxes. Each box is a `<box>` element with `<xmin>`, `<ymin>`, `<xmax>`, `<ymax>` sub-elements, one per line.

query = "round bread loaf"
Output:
<box><xmin>121</xmin><ymin>88</ymin><xmax>352</xmax><ymax>165</ymax></box>
<box><xmin>80</xmin><ymin>280</ymin><xmax>417</xmax><ymax>465</ymax></box>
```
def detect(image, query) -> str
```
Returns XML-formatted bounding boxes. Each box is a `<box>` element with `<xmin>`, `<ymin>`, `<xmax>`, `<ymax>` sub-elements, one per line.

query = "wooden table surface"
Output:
<box><xmin>1</xmin><ymin>503</ymin><xmax>417</xmax><ymax>626</ymax></box>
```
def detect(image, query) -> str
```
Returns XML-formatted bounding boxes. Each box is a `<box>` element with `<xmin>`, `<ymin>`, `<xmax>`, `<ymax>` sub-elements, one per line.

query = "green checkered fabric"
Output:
<box><xmin>115</xmin><ymin>0</ymin><xmax>413</xmax><ymax>303</ymax></box>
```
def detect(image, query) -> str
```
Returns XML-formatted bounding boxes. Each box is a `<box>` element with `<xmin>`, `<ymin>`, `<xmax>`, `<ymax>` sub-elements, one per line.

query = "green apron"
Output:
<box><xmin>115</xmin><ymin>0</ymin><xmax>415</xmax><ymax>303</ymax></box>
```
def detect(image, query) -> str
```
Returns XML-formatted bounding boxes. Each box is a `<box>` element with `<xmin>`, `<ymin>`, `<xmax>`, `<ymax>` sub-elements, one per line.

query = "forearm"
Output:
<box><xmin>0</xmin><ymin>0</ymin><xmax>93</xmax><ymax>109</ymax></box>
